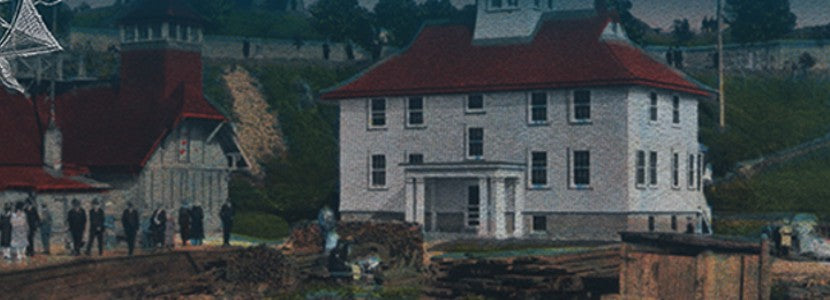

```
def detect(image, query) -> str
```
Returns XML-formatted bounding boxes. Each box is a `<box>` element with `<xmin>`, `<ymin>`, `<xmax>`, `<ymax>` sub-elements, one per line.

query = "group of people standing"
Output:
<box><xmin>0</xmin><ymin>198</ymin><xmax>52</xmax><ymax>261</ymax></box>
<box><xmin>0</xmin><ymin>198</ymin><xmax>236</xmax><ymax>260</ymax></box>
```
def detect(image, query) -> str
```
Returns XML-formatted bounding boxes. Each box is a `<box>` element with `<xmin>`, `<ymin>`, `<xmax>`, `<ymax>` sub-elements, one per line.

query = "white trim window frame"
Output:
<box><xmin>466</xmin><ymin>127</ymin><xmax>484</xmax><ymax>160</ymax></box>
<box><xmin>368</xmin><ymin>98</ymin><xmax>387</xmax><ymax>129</ymax></box>
<box><xmin>672</xmin><ymin>95</ymin><xmax>681</xmax><ymax>126</ymax></box>
<box><xmin>688</xmin><ymin>153</ymin><xmax>696</xmax><ymax>189</ymax></box>
<box><xmin>570</xmin><ymin>90</ymin><xmax>591</xmax><ymax>124</ymax></box>
<box><xmin>406</xmin><ymin>96</ymin><xmax>425</xmax><ymax>128</ymax></box>
<box><xmin>466</xmin><ymin>94</ymin><xmax>485</xmax><ymax>114</ymax></box>
<box><xmin>570</xmin><ymin>149</ymin><xmax>591</xmax><ymax>189</ymax></box>
<box><xmin>635</xmin><ymin>150</ymin><xmax>646</xmax><ymax>188</ymax></box>
<box><xmin>649</xmin><ymin>151</ymin><xmax>658</xmax><ymax>187</ymax></box>
<box><xmin>649</xmin><ymin>92</ymin><xmax>659</xmax><ymax>123</ymax></box>
<box><xmin>528</xmin><ymin>91</ymin><xmax>549</xmax><ymax>125</ymax></box>
<box><xmin>672</xmin><ymin>151</ymin><xmax>680</xmax><ymax>189</ymax></box>
<box><xmin>369</xmin><ymin>154</ymin><xmax>387</xmax><ymax>189</ymax></box>
<box><xmin>529</xmin><ymin>150</ymin><xmax>549</xmax><ymax>188</ymax></box>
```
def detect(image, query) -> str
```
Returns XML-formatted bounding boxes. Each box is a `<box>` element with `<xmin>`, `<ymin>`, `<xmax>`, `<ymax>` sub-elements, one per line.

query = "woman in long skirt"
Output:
<box><xmin>10</xmin><ymin>202</ymin><xmax>29</xmax><ymax>261</ymax></box>
<box><xmin>165</xmin><ymin>208</ymin><xmax>175</xmax><ymax>249</ymax></box>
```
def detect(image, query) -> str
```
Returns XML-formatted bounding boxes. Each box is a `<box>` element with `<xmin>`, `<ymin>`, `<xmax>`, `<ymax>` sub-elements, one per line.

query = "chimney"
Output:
<box><xmin>43</xmin><ymin>102</ymin><xmax>62</xmax><ymax>172</ymax></box>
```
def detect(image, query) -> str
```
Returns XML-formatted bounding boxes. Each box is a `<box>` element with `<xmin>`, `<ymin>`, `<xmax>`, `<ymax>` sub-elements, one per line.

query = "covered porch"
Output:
<box><xmin>403</xmin><ymin>161</ymin><xmax>526</xmax><ymax>239</ymax></box>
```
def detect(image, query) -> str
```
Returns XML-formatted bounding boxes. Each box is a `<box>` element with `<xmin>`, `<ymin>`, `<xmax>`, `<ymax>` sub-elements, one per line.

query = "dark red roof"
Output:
<box><xmin>322</xmin><ymin>14</ymin><xmax>711</xmax><ymax>100</ymax></box>
<box><xmin>0</xmin><ymin>167</ymin><xmax>93</xmax><ymax>192</ymax></box>
<box><xmin>119</xmin><ymin>0</ymin><xmax>204</xmax><ymax>26</ymax></box>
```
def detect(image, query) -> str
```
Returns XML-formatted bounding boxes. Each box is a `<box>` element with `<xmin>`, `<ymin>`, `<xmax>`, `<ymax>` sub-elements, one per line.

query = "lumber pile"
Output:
<box><xmin>225</xmin><ymin>245</ymin><xmax>299</xmax><ymax>288</ymax></box>
<box><xmin>427</xmin><ymin>246</ymin><xmax>621</xmax><ymax>299</ymax></box>
<box><xmin>337</xmin><ymin>221</ymin><xmax>425</xmax><ymax>270</ymax></box>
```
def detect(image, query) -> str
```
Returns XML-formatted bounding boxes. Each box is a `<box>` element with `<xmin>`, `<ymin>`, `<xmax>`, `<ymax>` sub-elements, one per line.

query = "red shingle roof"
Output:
<box><xmin>322</xmin><ymin>14</ymin><xmax>711</xmax><ymax>100</ymax></box>
<box><xmin>0</xmin><ymin>167</ymin><xmax>93</xmax><ymax>192</ymax></box>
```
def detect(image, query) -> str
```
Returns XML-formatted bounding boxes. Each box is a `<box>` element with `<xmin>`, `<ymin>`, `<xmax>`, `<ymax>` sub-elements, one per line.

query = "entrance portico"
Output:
<box><xmin>403</xmin><ymin>161</ymin><xmax>525</xmax><ymax>239</ymax></box>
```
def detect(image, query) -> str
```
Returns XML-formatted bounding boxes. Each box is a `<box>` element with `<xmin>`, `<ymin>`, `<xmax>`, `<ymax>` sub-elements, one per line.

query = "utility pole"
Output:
<box><xmin>717</xmin><ymin>0</ymin><xmax>726</xmax><ymax>129</ymax></box>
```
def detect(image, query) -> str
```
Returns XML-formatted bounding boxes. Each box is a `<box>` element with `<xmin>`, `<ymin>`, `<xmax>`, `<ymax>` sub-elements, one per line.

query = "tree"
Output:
<box><xmin>725</xmin><ymin>0</ymin><xmax>796</xmax><ymax>43</ymax></box>
<box><xmin>671</xmin><ymin>18</ymin><xmax>693</xmax><ymax>46</ymax></box>
<box><xmin>309</xmin><ymin>0</ymin><xmax>372</xmax><ymax>44</ymax></box>
<box><xmin>373</xmin><ymin>0</ymin><xmax>419</xmax><ymax>47</ymax></box>
<box><xmin>418</xmin><ymin>0</ymin><xmax>457</xmax><ymax>21</ymax></box>
<box><xmin>186</xmin><ymin>0</ymin><xmax>235</xmax><ymax>33</ymax></box>
<box><xmin>596</xmin><ymin>0</ymin><xmax>650</xmax><ymax>45</ymax></box>
<box><xmin>701</xmin><ymin>16</ymin><xmax>718</xmax><ymax>34</ymax></box>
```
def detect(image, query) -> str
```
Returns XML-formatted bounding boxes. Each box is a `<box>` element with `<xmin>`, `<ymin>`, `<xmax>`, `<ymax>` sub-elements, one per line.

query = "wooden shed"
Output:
<box><xmin>615</xmin><ymin>232</ymin><xmax>771</xmax><ymax>300</ymax></box>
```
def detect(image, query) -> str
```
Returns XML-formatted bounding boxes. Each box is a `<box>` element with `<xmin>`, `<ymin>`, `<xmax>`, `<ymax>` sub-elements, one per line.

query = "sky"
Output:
<box><xmin>66</xmin><ymin>0</ymin><xmax>829</xmax><ymax>31</ymax></box>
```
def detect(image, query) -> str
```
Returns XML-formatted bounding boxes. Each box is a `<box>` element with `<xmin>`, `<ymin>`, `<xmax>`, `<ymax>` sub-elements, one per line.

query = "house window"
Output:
<box><xmin>530</xmin><ymin>151</ymin><xmax>547</xmax><ymax>186</ymax></box>
<box><xmin>467</xmin><ymin>185</ymin><xmax>480</xmax><ymax>227</ymax></box>
<box><xmin>181</xmin><ymin>26</ymin><xmax>189</xmax><ymax>41</ymax></box>
<box><xmin>467</xmin><ymin>94</ymin><xmax>484</xmax><ymax>113</ymax></box>
<box><xmin>572</xmin><ymin>90</ymin><xmax>591</xmax><ymax>122</ymax></box>
<box><xmin>370</xmin><ymin>155</ymin><xmax>386</xmax><ymax>187</ymax></box>
<box><xmin>168</xmin><ymin>23</ymin><xmax>177</xmax><ymax>39</ymax></box>
<box><xmin>572</xmin><ymin>150</ymin><xmax>590</xmax><ymax>187</ymax></box>
<box><xmin>124</xmin><ymin>25</ymin><xmax>136</xmax><ymax>41</ymax></box>
<box><xmin>547</xmin><ymin>0</ymin><xmax>553</xmax><ymax>9</ymax></box>
<box><xmin>697</xmin><ymin>154</ymin><xmax>703</xmax><ymax>190</ymax></box>
<box><xmin>408</xmin><ymin>153</ymin><xmax>423</xmax><ymax>165</ymax></box>
<box><xmin>649</xmin><ymin>151</ymin><xmax>658</xmax><ymax>186</ymax></box>
<box><xmin>636</xmin><ymin>150</ymin><xmax>646</xmax><ymax>186</ymax></box>
<box><xmin>532</xmin><ymin>216</ymin><xmax>547</xmax><ymax>232</ymax></box>
<box><xmin>649</xmin><ymin>92</ymin><xmax>658</xmax><ymax>122</ymax></box>
<box><xmin>467</xmin><ymin>127</ymin><xmax>484</xmax><ymax>159</ymax></box>
<box><xmin>138</xmin><ymin>25</ymin><xmax>149</xmax><ymax>40</ymax></box>
<box><xmin>151</xmin><ymin>24</ymin><xmax>162</xmax><ymax>39</ymax></box>
<box><xmin>672</xmin><ymin>152</ymin><xmax>679</xmax><ymax>188</ymax></box>
<box><xmin>688</xmin><ymin>154</ymin><xmax>695</xmax><ymax>188</ymax></box>
<box><xmin>648</xmin><ymin>216</ymin><xmax>655</xmax><ymax>232</ymax></box>
<box><xmin>534</xmin><ymin>0</ymin><xmax>541</xmax><ymax>7</ymax></box>
<box><xmin>407</xmin><ymin>97</ymin><xmax>424</xmax><ymax>127</ymax></box>
<box><xmin>530</xmin><ymin>92</ymin><xmax>547</xmax><ymax>123</ymax></box>
<box><xmin>490</xmin><ymin>0</ymin><xmax>502</xmax><ymax>8</ymax></box>
<box><xmin>490</xmin><ymin>0</ymin><xmax>517</xmax><ymax>9</ymax></box>
<box><xmin>370</xmin><ymin>98</ymin><xmax>386</xmax><ymax>127</ymax></box>
<box><xmin>672</xmin><ymin>96</ymin><xmax>680</xmax><ymax>124</ymax></box>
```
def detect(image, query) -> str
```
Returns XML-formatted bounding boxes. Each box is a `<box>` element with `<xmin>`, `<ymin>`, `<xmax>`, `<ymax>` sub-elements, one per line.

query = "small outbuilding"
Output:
<box><xmin>615</xmin><ymin>232</ymin><xmax>771</xmax><ymax>300</ymax></box>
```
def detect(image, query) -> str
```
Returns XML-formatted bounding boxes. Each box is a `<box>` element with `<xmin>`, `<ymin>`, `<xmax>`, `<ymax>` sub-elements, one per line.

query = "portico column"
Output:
<box><xmin>493</xmin><ymin>177</ymin><xmax>507</xmax><ymax>239</ymax></box>
<box><xmin>415</xmin><ymin>178</ymin><xmax>426</xmax><ymax>225</ymax></box>
<box><xmin>513</xmin><ymin>177</ymin><xmax>525</xmax><ymax>238</ymax></box>
<box><xmin>477</xmin><ymin>177</ymin><xmax>490</xmax><ymax>237</ymax></box>
<box><xmin>405</xmin><ymin>177</ymin><xmax>415</xmax><ymax>222</ymax></box>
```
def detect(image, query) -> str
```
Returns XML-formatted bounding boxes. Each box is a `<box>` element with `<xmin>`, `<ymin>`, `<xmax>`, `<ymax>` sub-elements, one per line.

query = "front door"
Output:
<box><xmin>467</xmin><ymin>185</ymin><xmax>480</xmax><ymax>228</ymax></box>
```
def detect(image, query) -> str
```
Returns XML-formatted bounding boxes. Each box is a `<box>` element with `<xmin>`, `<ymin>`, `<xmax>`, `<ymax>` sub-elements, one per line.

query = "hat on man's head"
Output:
<box><xmin>92</xmin><ymin>199</ymin><xmax>100</xmax><ymax>205</ymax></box>
<box><xmin>71</xmin><ymin>199</ymin><xmax>80</xmax><ymax>207</ymax></box>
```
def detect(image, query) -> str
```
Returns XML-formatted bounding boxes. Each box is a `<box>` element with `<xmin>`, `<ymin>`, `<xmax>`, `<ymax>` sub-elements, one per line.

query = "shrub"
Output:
<box><xmin>232</xmin><ymin>211</ymin><xmax>290</xmax><ymax>240</ymax></box>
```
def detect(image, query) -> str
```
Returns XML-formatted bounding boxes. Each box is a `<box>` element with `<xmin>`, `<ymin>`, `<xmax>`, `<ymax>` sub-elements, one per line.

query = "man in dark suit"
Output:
<box><xmin>86</xmin><ymin>199</ymin><xmax>105</xmax><ymax>256</ymax></box>
<box><xmin>24</xmin><ymin>198</ymin><xmax>40</xmax><ymax>256</ymax></box>
<box><xmin>219</xmin><ymin>202</ymin><xmax>234</xmax><ymax>246</ymax></box>
<box><xmin>67</xmin><ymin>199</ymin><xmax>86</xmax><ymax>256</ymax></box>
<box><xmin>121</xmin><ymin>202</ymin><xmax>139</xmax><ymax>256</ymax></box>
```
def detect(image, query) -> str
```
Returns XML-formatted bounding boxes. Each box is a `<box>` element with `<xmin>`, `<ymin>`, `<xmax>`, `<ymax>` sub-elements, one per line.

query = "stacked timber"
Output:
<box><xmin>427</xmin><ymin>246</ymin><xmax>621</xmax><ymax>299</ymax></box>
<box><xmin>337</xmin><ymin>221</ymin><xmax>425</xmax><ymax>270</ymax></box>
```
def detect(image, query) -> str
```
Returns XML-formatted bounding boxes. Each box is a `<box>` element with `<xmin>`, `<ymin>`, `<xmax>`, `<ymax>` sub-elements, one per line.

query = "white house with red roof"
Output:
<box><xmin>0</xmin><ymin>0</ymin><xmax>247</xmax><ymax>235</ymax></box>
<box><xmin>322</xmin><ymin>0</ymin><xmax>714</xmax><ymax>240</ymax></box>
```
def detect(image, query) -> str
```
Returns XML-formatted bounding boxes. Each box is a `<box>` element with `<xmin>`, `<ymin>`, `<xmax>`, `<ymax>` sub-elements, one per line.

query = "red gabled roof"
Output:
<box><xmin>0</xmin><ymin>167</ymin><xmax>94</xmax><ymax>192</ymax></box>
<box><xmin>322</xmin><ymin>14</ymin><xmax>711</xmax><ymax>100</ymax></box>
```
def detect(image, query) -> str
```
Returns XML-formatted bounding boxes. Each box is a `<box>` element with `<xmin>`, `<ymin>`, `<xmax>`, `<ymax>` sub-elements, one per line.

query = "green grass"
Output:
<box><xmin>695</xmin><ymin>73</ymin><xmax>830</xmax><ymax>177</ymax></box>
<box><xmin>232</xmin><ymin>211</ymin><xmax>290</xmax><ymax>240</ymax></box>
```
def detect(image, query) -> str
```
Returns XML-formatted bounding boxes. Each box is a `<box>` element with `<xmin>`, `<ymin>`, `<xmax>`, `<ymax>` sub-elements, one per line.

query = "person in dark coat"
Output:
<box><xmin>86</xmin><ymin>199</ymin><xmax>105</xmax><ymax>256</ymax></box>
<box><xmin>24</xmin><ymin>198</ymin><xmax>40</xmax><ymax>256</ymax></box>
<box><xmin>219</xmin><ymin>202</ymin><xmax>234</xmax><ymax>246</ymax></box>
<box><xmin>67</xmin><ymin>199</ymin><xmax>86</xmax><ymax>256</ymax></box>
<box><xmin>40</xmin><ymin>203</ymin><xmax>52</xmax><ymax>254</ymax></box>
<box><xmin>189</xmin><ymin>204</ymin><xmax>204</xmax><ymax>246</ymax></box>
<box><xmin>178</xmin><ymin>203</ymin><xmax>191</xmax><ymax>247</ymax></box>
<box><xmin>122</xmin><ymin>202</ymin><xmax>139</xmax><ymax>256</ymax></box>
<box><xmin>1</xmin><ymin>203</ymin><xmax>12</xmax><ymax>259</ymax></box>
<box><xmin>151</xmin><ymin>207</ymin><xmax>166</xmax><ymax>249</ymax></box>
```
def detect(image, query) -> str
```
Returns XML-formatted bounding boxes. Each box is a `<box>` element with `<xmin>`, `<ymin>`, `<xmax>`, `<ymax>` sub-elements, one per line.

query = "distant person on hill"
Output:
<box><xmin>1</xmin><ymin>203</ymin><xmax>12</xmax><ymax>259</ymax></box>
<box><xmin>86</xmin><ymin>199</ymin><xmax>105</xmax><ymax>256</ymax></box>
<box><xmin>11</xmin><ymin>202</ymin><xmax>28</xmax><ymax>261</ymax></box>
<box><xmin>40</xmin><ymin>203</ymin><xmax>52</xmax><ymax>254</ymax></box>
<box><xmin>67</xmin><ymin>199</ymin><xmax>86</xmax><ymax>256</ymax></box>
<box><xmin>220</xmin><ymin>202</ymin><xmax>234</xmax><ymax>246</ymax></box>
<box><xmin>178</xmin><ymin>203</ymin><xmax>191</xmax><ymax>247</ymax></box>
<box><xmin>121</xmin><ymin>202</ymin><xmax>139</xmax><ymax>256</ymax></box>
<box><xmin>190</xmin><ymin>204</ymin><xmax>205</xmax><ymax>246</ymax></box>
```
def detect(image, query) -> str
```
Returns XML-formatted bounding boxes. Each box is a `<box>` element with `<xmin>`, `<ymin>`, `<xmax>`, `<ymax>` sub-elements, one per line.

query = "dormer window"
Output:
<box><xmin>168</xmin><ymin>23</ymin><xmax>178</xmax><ymax>39</ymax></box>
<box><xmin>181</xmin><ymin>26</ymin><xmax>189</xmax><ymax>41</ymax></box>
<box><xmin>124</xmin><ymin>25</ymin><xmax>136</xmax><ymax>42</ymax></box>
<box><xmin>489</xmin><ymin>0</ymin><xmax>518</xmax><ymax>10</ymax></box>
<box><xmin>152</xmin><ymin>24</ymin><xmax>162</xmax><ymax>39</ymax></box>
<box><xmin>138</xmin><ymin>26</ymin><xmax>149</xmax><ymax>40</ymax></box>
